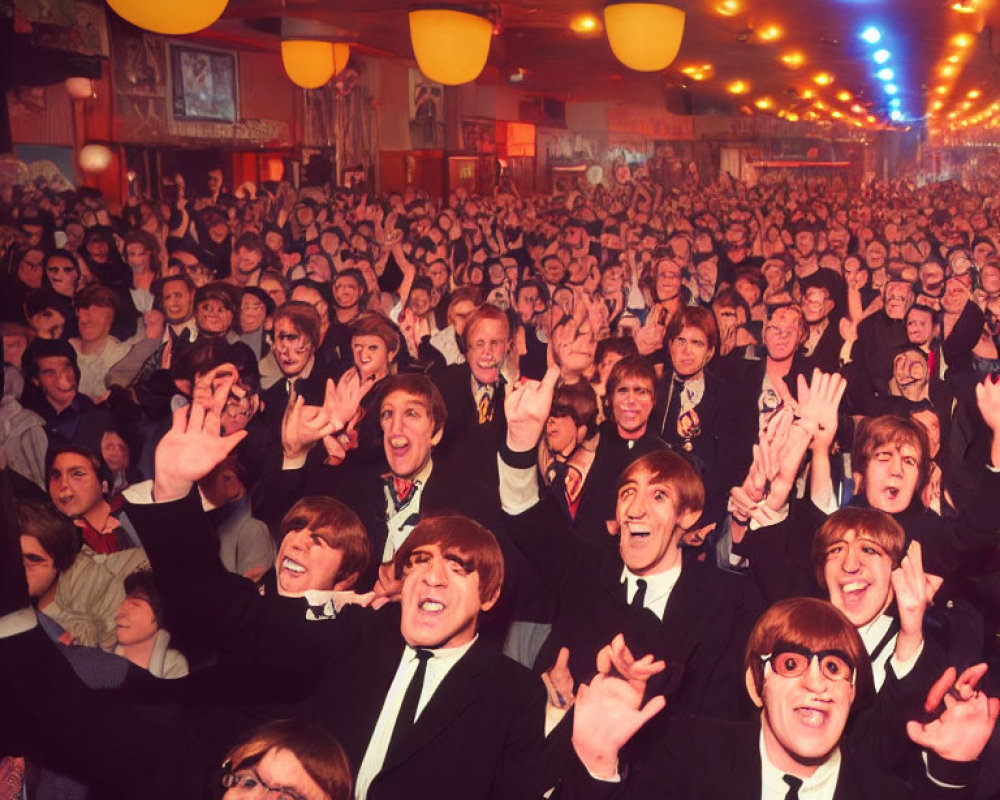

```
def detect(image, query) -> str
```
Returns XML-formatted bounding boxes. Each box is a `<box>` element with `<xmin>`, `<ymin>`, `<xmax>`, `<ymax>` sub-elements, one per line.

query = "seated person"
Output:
<box><xmin>46</xmin><ymin>443</ymin><xmax>140</xmax><ymax>555</ymax></box>
<box><xmin>567</xmin><ymin>597</ymin><xmax>997</xmax><ymax>798</ymax></box>
<box><xmin>22</xmin><ymin>338</ymin><xmax>112</xmax><ymax>456</ymax></box>
<box><xmin>18</xmin><ymin>496</ymin><xmax>145</xmax><ymax>648</ymax></box>
<box><xmin>113</xmin><ymin>568</ymin><xmax>188</xmax><ymax>678</ymax></box>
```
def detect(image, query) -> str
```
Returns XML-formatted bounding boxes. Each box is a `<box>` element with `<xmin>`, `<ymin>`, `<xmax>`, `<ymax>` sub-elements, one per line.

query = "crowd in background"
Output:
<box><xmin>1</xmin><ymin>154</ymin><xmax>1000</xmax><ymax>799</ymax></box>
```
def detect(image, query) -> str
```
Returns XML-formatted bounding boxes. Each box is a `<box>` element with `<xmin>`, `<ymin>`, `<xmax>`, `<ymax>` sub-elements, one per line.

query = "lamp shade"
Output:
<box><xmin>79</xmin><ymin>144</ymin><xmax>113</xmax><ymax>173</ymax></box>
<box><xmin>65</xmin><ymin>77</ymin><xmax>94</xmax><ymax>100</ymax></box>
<box><xmin>106</xmin><ymin>0</ymin><xmax>228</xmax><ymax>35</ymax></box>
<box><xmin>604</xmin><ymin>2</ymin><xmax>685</xmax><ymax>72</ymax></box>
<box><xmin>408</xmin><ymin>9</ymin><xmax>492</xmax><ymax>85</ymax></box>
<box><xmin>281</xmin><ymin>40</ymin><xmax>350</xmax><ymax>89</ymax></box>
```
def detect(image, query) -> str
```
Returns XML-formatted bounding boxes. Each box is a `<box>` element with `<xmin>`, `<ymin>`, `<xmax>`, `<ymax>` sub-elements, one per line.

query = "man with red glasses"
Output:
<box><xmin>567</xmin><ymin>597</ymin><xmax>998</xmax><ymax>799</ymax></box>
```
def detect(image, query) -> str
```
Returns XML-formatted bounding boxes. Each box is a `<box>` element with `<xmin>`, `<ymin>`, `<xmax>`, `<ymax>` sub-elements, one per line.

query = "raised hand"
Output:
<box><xmin>323</xmin><ymin>369</ymin><xmax>376</xmax><ymax>429</ymax></box>
<box><xmin>891</xmin><ymin>541</ymin><xmax>943</xmax><ymax>662</ymax></box>
<box><xmin>572</xmin><ymin>634</ymin><xmax>666</xmax><ymax>779</ymax></box>
<box><xmin>504</xmin><ymin>366</ymin><xmax>560</xmax><ymax>452</ymax></box>
<box><xmin>282</xmin><ymin>393</ymin><xmax>336</xmax><ymax>463</ymax></box>
<box><xmin>976</xmin><ymin>378</ymin><xmax>1000</xmax><ymax>467</ymax></box>
<box><xmin>907</xmin><ymin>664</ymin><xmax>999</xmax><ymax>762</ymax></box>
<box><xmin>154</xmin><ymin>373</ymin><xmax>247</xmax><ymax>503</ymax></box>
<box><xmin>795</xmin><ymin>369</ymin><xmax>847</xmax><ymax>453</ymax></box>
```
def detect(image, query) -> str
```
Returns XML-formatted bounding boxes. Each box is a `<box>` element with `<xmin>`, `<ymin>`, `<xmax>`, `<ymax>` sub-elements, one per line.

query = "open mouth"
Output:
<box><xmin>419</xmin><ymin>598</ymin><xmax>444</xmax><ymax>613</ymax></box>
<box><xmin>281</xmin><ymin>557</ymin><xmax>305</xmax><ymax>575</ymax></box>
<box><xmin>794</xmin><ymin>706</ymin><xmax>829</xmax><ymax>728</ymax></box>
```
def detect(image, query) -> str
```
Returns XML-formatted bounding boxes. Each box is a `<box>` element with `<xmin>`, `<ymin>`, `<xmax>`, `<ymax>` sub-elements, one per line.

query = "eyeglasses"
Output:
<box><xmin>221</xmin><ymin>768</ymin><xmax>308</xmax><ymax>800</ymax></box>
<box><xmin>760</xmin><ymin>646</ymin><xmax>856</xmax><ymax>684</ymax></box>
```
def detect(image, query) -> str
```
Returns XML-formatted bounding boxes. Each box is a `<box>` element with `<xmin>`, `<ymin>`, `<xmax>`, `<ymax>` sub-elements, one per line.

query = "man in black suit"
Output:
<box><xmin>430</xmin><ymin>303</ymin><xmax>510</xmax><ymax>486</ymax></box>
<box><xmin>501</xmin><ymin>367</ymin><xmax>759</xmax><ymax>719</ymax></box>
<box><xmin>566</xmin><ymin>597</ymin><xmax>997</xmax><ymax>800</ymax></box>
<box><xmin>262</xmin><ymin>371</ymin><xmax>503</xmax><ymax>594</ymax></box>
<box><xmin>0</xmin><ymin>378</ymin><xmax>557</xmax><ymax>800</ymax></box>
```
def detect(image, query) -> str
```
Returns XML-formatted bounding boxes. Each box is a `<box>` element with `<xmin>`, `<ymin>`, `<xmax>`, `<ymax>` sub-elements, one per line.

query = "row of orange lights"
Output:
<box><xmin>927</xmin><ymin>1</ymin><xmax>992</xmax><ymax>134</ymax></box>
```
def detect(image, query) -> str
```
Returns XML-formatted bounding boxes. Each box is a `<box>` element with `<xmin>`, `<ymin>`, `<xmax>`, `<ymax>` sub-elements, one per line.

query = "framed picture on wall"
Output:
<box><xmin>169</xmin><ymin>44</ymin><xmax>237</xmax><ymax>123</ymax></box>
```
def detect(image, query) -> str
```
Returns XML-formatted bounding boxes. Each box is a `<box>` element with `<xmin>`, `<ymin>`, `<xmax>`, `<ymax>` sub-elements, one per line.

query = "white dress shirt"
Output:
<box><xmin>760</xmin><ymin>731</ymin><xmax>841</xmax><ymax>800</ymax></box>
<box><xmin>355</xmin><ymin>637</ymin><xmax>477</xmax><ymax>800</ymax></box>
<box><xmin>381</xmin><ymin>459</ymin><xmax>434</xmax><ymax>562</ymax></box>
<box><xmin>621</xmin><ymin>564</ymin><xmax>681</xmax><ymax>621</ymax></box>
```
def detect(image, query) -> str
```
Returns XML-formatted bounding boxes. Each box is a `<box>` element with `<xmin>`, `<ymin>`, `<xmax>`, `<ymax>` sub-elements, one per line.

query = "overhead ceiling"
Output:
<box><xmin>204</xmin><ymin>0</ymin><xmax>1000</xmax><ymax>133</ymax></box>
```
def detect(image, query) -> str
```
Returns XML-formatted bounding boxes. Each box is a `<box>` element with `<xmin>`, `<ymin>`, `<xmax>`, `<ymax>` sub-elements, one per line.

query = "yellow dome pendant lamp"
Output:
<box><xmin>281</xmin><ymin>18</ymin><xmax>352</xmax><ymax>90</ymax></box>
<box><xmin>408</xmin><ymin>7</ymin><xmax>493</xmax><ymax>85</ymax></box>
<box><xmin>105</xmin><ymin>0</ymin><xmax>229</xmax><ymax>35</ymax></box>
<box><xmin>604</xmin><ymin>2</ymin><xmax>686</xmax><ymax>72</ymax></box>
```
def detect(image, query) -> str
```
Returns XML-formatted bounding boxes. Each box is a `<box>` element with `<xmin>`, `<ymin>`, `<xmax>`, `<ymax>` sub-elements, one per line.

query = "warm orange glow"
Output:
<box><xmin>570</xmin><ymin>13</ymin><xmax>601</xmax><ymax>33</ymax></box>
<box><xmin>941</xmin><ymin>65</ymin><xmax>956</xmax><ymax>77</ymax></box>
<box><xmin>952</xmin><ymin>1</ymin><xmax>977</xmax><ymax>12</ymax></box>
<box><xmin>947</xmin><ymin>54</ymin><xmax>960</xmax><ymax>63</ymax></box>
<box><xmin>681</xmin><ymin>64</ymin><xmax>713</xmax><ymax>79</ymax></box>
<box><xmin>968</xmin><ymin>89</ymin><xmax>981</xmax><ymax>98</ymax></box>
<box><xmin>962</xmin><ymin>101</ymin><xmax>973</xmax><ymax>109</ymax></box>
<box><xmin>787</xmin><ymin>112</ymin><xmax>799</xmax><ymax>121</ymax></box>
<box><xmin>781</xmin><ymin>51</ymin><xmax>804</xmax><ymax>68</ymax></box>
<box><xmin>932</xmin><ymin>100</ymin><xmax>944</xmax><ymax>110</ymax></box>
<box><xmin>715</xmin><ymin>0</ymin><xmax>740</xmax><ymax>16</ymax></box>
<box><xmin>813</xmin><ymin>72</ymin><xmax>833</xmax><ymax>86</ymax></box>
<box><xmin>866</xmin><ymin>115</ymin><xmax>877</xmax><ymax>123</ymax></box>
<box><xmin>851</xmin><ymin>103</ymin><xmax>864</xmax><ymax>113</ymax></box>
<box><xmin>953</xmin><ymin>33</ymin><xmax>973</xmax><ymax>47</ymax></box>
<box><xmin>757</xmin><ymin>24</ymin><xmax>782</xmax><ymax>41</ymax></box>
<box><xmin>727</xmin><ymin>79</ymin><xmax>749</xmax><ymax>94</ymax></box>
<box><xmin>936</xmin><ymin>86</ymin><xmax>948</xmax><ymax>95</ymax></box>
<box><xmin>755</xmin><ymin>97</ymin><xmax>772</xmax><ymax>109</ymax></box>
<box><xmin>836</xmin><ymin>90</ymin><xmax>852</xmax><ymax>102</ymax></box>
<box><xmin>831</xmin><ymin>110</ymin><xmax>843</xmax><ymax>118</ymax></box>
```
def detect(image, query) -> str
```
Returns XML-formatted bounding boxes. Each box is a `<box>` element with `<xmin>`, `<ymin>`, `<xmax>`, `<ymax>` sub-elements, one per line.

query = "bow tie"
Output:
<box><xmin>383</xmin><ymin>474</ymin><xmax>419</xmax><ymax>512</ymax></box>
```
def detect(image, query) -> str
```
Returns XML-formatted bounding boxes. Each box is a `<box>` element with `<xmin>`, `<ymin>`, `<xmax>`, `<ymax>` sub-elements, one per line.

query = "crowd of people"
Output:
<box><xmin>1</xmin><ymin>155</ymin><xmax>1000</xmax><ymax>799</ymax></box>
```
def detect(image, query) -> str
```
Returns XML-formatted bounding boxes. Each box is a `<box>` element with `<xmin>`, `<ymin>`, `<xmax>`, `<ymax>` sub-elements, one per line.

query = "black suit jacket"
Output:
<box><xmin>562</xmin><ymin>715</ymin><xmax>975</xmax><ymax>800</ymax></box>
<box><xmin>505</xmin><ymin>491</ymin><xmax>761</xmax><ymax>720</ymax></box>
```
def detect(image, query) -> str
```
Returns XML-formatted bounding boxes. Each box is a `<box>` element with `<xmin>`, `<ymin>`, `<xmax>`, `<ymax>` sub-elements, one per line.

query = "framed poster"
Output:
<box><xmin>170</xmin><ymin>44</ymin><xmax>237</xmax><ymax>123</ymax></box>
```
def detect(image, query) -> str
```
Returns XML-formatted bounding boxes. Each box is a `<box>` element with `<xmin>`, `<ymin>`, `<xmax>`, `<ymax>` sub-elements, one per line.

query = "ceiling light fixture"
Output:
<box><xmin>728</xmin><ymin>79</ymin><xmax>750</xmax><ymax>94</ymax></box>
<box><xmin>715</xmin><ymin>0</ymin><xmax>740</xmax><ymax>16</ymax></box>
<box><xmin>570</xmin><ymin>13</ymin><xmax>602</xmax><ymax>32</ymax></box>
<box><xmin>813</xmin><ymin>72</ymin><xmax>833</xmax><ymax>85</ymax></box>
<box><xmin>781</xmin><ymin>51</ymin><xmax>804</xmax><ymax>68</ymax></box>
<box><xmin>409</xmin><ymin>8</ymin><xmax>493</xmax><ymax>85</ymax></box>
<box><xmin>757</xmin><ymin>24</ymin><xmax>782</xmax><ymax>41</ymax></box>
<box><xmin>604</xmin><ymin>2</ymin><xmax>686</xmax><ymax>72</ymax></box>
<box><xmin>860</xmin><ymin>26</ymin><xmax>882</xmax><ymax>44</ymax></box>
<box><xmin>107</xmin><ymin>0</ymin><xmax>227</xmax><ymax>33</ymax></box>
<box><xmin>873</xmin><ymin>49</ymin><xmax>890</xmax><ymax>64</ymax></box>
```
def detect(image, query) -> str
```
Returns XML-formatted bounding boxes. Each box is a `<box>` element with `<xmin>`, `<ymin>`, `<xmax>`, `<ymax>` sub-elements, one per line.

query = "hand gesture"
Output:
<box><xmin>542</xmin><ymin>647</ymin><xmax>575</xmax><ymax>710</ymax></box>
<box><xmin>323</xmin><ymin>370</ymin><xmax>376</xmax><ymax>430</ymax></box>
<box><xmin>907</xmin><ymin>664</ymin><xmax>999</xmax><ymax>762</ymax></box>
<box><xmin>795</xmin><ymin>369</ymin><xmax>847</xmax><ymax>453</ymax></box>
<box><xmin>504</xmin><ymin>367</ymin><xmax>559</xmax><ymax>452</ymax></box>
<box><xmin>633</xmin><ymin>313</ymin><xmax>666</xmax><ymax>356</ymax></box>
<box><xmin>572</xmin><ymin>634</ymin><xmax>666</xmax><ymax>779</ymax></box>
<box><xmin>282</xmin><ymin>394</ymin><xmax>335</xmax><ymax>462</ymax></box>
<box><xmin>154</xmin><ymin>374</ymin><xmax>247</xmax><ymax>503</ymax></box>
<box><xmin>891</xmin><ymin>541</ymin><xmax>943</xmax><ymax>651</ymax></box>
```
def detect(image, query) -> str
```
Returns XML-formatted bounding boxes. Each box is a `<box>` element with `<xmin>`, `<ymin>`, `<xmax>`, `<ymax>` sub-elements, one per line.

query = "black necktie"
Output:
<box><xmin>631</xmin><ymin>578</ymin><xmax>647</xmax><ymax>610</ymax></box>
<box><xmin>783</xmin><ymin>774</ymin><xmax>803</xmax><ymax>800</ymax></box>
<box><xmin>386</xmin><ymin>648</ymin><xmax>433</xmax><ymax>759</ymax></box>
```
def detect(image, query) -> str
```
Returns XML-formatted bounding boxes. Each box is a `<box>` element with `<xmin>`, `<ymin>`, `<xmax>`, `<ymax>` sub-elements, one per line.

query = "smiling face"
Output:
<box><xmin>822</xmin><ymin>529</ymin><xmax>894</xmax><ymax>627</ymax></box>
<box><xmin>34</xmin><ymin>355</ymin><xmax>77</xmax><ymax>410</ymax></box>
<box><xmin>240</xmin><ymin>294</ymin><xmax>268</xmax><ymax>333</ymax></box>
<box><xmin>275</xmin><ymin>526</ymin><xmax>345</xmax><ymax>597</ymax></box>
<box><xmin>610</xmin><ymin>376</ymin><xmax>654</xmax><ymax>439</ymax></box>
<box><xmin>668</xmin><ymin>325</ymin><xmax>714</xmax><ymax>379</ymax></box>
<box><xmin>76</xmin><ymin>303</ymin><xmax>114</xmax><ymax>343</ymax></box>
<box><xmin>757</xmin><ymin>653</ymin><xmax>855</xmax><ymax>775</ymax></box>
<box><xmin>466</xmin><ymin>317</ymin><xmax>509</xmax><ymax>386</ymax></box>
<box><xmin>399</xmin><ymin>544</ymin><xmax>494</xmax><ymax>650</ymax></box>
<box><xmin>48</xmin><ymin>451</ymin><xmax>104</xmax><ymax>519</ymax></box>
<box><xmin>333</xmin><ymin>276</ymin><xmax>361</xmax><ymax>310</ymax></box>
<box><xmin>858</xmin><ymin>442</ymin><xmax>920</xmax><ymax>514</ymax></box>
<box><xmin>654</xmin><ymin>259</ymin><xmax>682</xmax><ymax>303</ymax></box>
<box><xmin>161</xmin><ymin>279</ymin><xmax>194</xmax><ymax>323</ymax></box>
<box><xmin>114</xmin><ymin>595</ymin><xmax>158</xmax><ymax>646</ymax></box>
<box><xmin>615</xmin><ymin>467</ymin><xmax>698</xmax><ymax>576</ymax></box>
<box><xmin>380</xmin><ymin>390</ymin><xmax>442</xmax><ymax>480</ymax></box>
<box><xmin>196</xmin><ymin>299</ymin><xmax>234</xmax><ymax>335</ymax></box>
